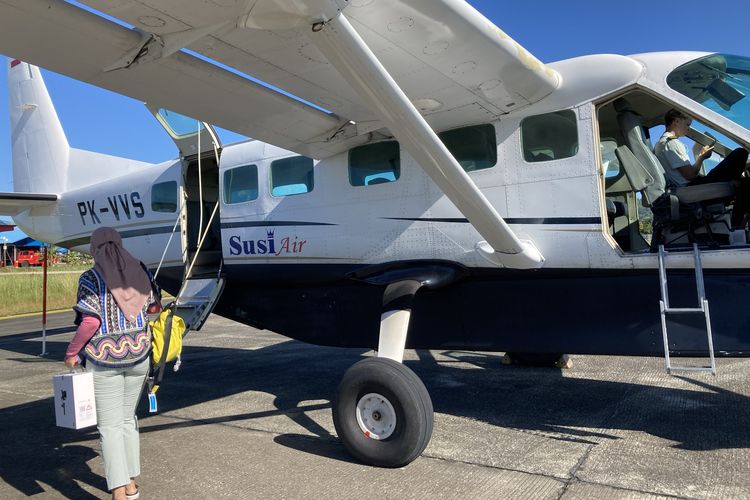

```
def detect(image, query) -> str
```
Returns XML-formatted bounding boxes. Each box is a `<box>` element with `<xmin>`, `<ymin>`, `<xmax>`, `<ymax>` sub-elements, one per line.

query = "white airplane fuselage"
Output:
<box><xmin>10</xmin><ymin>51</ymin><xmax>750</xmax><ymax>356</ymax></box>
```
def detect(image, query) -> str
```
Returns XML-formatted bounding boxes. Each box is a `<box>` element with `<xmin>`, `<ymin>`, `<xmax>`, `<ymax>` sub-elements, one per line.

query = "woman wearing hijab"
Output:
<box><xmin>65</xmin><ymin>227</ymin><xmax>156</xmax><ymax>500</ymax></box>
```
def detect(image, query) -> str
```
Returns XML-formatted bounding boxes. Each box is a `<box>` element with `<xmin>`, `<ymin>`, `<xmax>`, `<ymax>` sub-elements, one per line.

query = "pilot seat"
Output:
<box><xmin>613</xmin><ymin>98</ymin><xmax>738</xmax><ymax>249</ymax></box>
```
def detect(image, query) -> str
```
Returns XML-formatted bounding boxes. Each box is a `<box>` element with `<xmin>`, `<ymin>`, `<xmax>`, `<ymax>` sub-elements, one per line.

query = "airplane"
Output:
<box><xmin>1</xmin><ymin>0</ymin><xmax>750</xmax><ymax>468</ymax></box>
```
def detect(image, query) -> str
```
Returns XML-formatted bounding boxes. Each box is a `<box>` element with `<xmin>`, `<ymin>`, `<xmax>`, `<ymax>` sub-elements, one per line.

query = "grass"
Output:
<box><xmin>0</xmin><ymin>263</ymin><xmax>91</xmax><ymax>273</ymax></box>
<box><xmin>0</xmin><ymin>265</ymin><xmax>175</xmax><ymax>317</ymax></box>
<box><xmin>0</xmin><ymin>270</ymin><xmax>81</xmax><ymax>317</ymax></box>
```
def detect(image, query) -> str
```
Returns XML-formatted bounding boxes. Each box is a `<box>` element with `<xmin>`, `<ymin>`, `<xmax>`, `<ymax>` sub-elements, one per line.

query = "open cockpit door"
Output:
<box><xmin>148</xmin><ymin>105</ymin><xmax>225</xmax><ymax>331</ymax></box>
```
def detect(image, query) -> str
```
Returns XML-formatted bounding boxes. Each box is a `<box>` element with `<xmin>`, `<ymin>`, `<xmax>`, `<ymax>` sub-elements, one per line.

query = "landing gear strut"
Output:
<box><xmin>333</xmin><ymin>263</ymin><xmax>465</xmax><ymax>466</ymax></box>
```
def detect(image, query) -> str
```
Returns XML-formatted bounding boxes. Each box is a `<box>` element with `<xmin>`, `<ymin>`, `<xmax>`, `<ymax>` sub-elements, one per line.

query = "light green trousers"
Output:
<box><xmin>91</xmin><ymin>357</ymin><xmax>149</xmax><ymax>491</ymax></box>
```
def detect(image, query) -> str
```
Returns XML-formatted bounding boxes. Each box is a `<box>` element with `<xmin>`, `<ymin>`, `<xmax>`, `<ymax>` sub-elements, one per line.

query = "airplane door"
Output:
<box><xmin>146</xmin><ymin>105</ymin><xmax>225</xmax><ymax>331</ymax></box>
<box><xmin>146</xmin><ymin>105</ymin><xmax>222</xmax><ymax>159</ymax></box>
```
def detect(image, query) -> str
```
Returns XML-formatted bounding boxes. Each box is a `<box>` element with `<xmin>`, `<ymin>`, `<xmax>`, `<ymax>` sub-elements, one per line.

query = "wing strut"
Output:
<box><xmin>309</xmin><ymin>14</ymin><xmax>544</xmax><ymax>269</ymax></box>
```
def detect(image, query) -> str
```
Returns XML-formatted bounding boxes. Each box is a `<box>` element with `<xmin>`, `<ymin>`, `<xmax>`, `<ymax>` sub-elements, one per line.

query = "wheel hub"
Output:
<box><xmin>355</xmin><ymin>393</ymin><xmax>396</xmax><ymax>440</ymax></box>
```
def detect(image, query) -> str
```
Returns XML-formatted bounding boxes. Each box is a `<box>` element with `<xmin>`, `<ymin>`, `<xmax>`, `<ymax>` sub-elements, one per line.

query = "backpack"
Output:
<box><xmin>138</xmin><ymin>262</ymin><xmax>185</xmax><ymax>412</ymax></box>
<box><xmin>146</xmin><ymin>304</ymin><xmax>186</xmax><ymax>408</ymax></box>
<box><xmin>150</xmin><ymin>306</ymin><xmax>185</xmax><ymax>366</ymax></box>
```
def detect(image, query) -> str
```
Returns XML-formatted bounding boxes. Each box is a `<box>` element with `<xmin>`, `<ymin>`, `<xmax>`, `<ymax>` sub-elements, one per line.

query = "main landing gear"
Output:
<box><xmin>333</xmin><ymin>357</ymin><xmax>433</xmax><ymax>467</ymax></box>
<box><xmin>332</xmin><ymin>263</ymin><xmax>465</xmax><ymax>467</ymax></box>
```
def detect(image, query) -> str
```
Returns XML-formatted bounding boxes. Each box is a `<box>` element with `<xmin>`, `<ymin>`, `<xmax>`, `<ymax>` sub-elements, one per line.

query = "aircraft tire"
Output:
<box><xmin>333</xmin><ymin>357</ymin><xmax>433</xmax><ymax>468</ymax></box>
<box><xmin>20</xmin><ymin>261</ymin><xmax>29</xmax><ymax>268</ymax></box>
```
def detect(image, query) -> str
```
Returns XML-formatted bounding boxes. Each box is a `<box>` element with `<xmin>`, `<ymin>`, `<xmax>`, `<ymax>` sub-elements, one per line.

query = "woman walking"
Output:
<box><xmin>64</xmin><ymin>227</ymin><xmax>156</xmax><ymax>500</ymax></box>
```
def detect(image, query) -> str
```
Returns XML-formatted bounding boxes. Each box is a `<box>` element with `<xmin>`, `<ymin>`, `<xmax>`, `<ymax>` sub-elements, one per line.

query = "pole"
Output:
<box><xmin>40</xmin><ymin>245</ymin><xmax>48</xmax><ymax>356</ymax></box>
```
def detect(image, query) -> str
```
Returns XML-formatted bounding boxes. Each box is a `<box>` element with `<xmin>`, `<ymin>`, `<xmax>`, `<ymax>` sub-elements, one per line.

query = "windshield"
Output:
<box><xmin>667</xmin><ymin>54</ymin><xmax>750</xmax><ymax>131</ymax></box>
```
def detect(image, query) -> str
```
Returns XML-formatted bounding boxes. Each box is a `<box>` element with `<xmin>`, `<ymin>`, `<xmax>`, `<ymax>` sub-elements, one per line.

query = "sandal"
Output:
<box><xmin>125</xmin><ymin>486</ymin><xmax>139</xmax><ymax>500</ymax></box>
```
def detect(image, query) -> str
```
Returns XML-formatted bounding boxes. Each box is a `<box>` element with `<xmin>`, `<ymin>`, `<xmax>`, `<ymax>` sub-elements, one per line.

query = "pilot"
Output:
<box><xmin>654</xmin><ymin>108</ymin><xmax>750</xmax><ymax>228</ymax></box>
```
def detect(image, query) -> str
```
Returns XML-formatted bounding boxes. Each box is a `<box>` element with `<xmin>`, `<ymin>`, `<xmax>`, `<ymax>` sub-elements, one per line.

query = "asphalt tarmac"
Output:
<box><xmin>1</xmin><ymin>311</ymin><xmax>749</xmax><ymax>499</ymax></box>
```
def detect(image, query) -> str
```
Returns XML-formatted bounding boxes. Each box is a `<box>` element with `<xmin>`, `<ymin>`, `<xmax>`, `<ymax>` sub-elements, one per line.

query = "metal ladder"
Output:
<box><xmin>658</xmin><ymin>244</ymin><xmax>716</xmax><ymax>375</ymax></box>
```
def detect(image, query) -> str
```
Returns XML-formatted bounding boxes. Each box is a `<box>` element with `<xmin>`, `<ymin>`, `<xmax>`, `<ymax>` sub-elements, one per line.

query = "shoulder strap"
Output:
<box><xmin>154</xmin><ymin>308</ymin><xmax>174</xmax><ymax>387</ymax></box>
<box><xmin>140</xmin><ymin>261</ymin><xmax>161</xmax><ymax>300</ymax></box>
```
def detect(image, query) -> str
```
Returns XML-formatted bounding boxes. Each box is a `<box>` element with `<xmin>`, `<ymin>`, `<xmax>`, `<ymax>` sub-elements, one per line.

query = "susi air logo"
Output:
<box><xmin>229</xmin><ymin>230</ymin><xmax>308</xmax><ymax>256</ymax></box>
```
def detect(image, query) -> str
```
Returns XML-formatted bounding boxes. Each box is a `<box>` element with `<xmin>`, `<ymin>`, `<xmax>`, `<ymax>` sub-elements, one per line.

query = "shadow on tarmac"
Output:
<box><xmin>2</xmin><ymin>329</ymin><xmax>750</xmax><ymax>496</ymax></box>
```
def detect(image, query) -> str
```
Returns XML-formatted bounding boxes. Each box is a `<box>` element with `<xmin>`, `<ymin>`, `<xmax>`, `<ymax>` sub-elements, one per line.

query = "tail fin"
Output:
<box><xmin>8</xmin><ymin>59</ymin><xmax>69</xmax><ymax>193</ymax></box>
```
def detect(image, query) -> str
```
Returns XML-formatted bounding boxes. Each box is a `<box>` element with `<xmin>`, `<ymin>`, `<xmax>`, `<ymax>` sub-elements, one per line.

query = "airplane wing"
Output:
<box><xmin>0</xmin><ymin>0</ymin><xmax>555</xmax><ymax>267</ymax></box>
<box><xmin>0</xmin><ymin>193</ymin><xmax>58</xmax><ymax>216</ymax></box>
<box><xmin>0</xmin><ymin>0</ymin><xmax>558</xmax><ymax>159</ymax></box>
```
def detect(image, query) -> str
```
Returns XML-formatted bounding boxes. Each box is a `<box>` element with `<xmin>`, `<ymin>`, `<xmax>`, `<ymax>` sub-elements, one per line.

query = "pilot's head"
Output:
<box><xmin>665</xmin><ymin>109</ymin><xmax>692</xmax><ymax>136</ymax></box>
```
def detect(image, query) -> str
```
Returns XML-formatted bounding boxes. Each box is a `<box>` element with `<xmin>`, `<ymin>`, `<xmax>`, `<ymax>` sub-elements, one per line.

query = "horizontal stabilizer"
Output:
<box><xmin>0</xmin><ymin>192</ymin><xmax>58</xmax><ymax>216</ymax></box>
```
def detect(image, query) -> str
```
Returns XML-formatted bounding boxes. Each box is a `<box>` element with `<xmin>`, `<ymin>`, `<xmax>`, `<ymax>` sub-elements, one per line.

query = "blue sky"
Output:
<box><xmin>0</xmin><ymin>0</ymin><xmax>748</xmax><ymax>234</ymax></box>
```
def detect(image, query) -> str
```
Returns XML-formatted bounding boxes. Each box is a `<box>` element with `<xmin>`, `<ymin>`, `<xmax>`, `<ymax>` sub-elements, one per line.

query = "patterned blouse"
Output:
<box><xmin>75</xmin><ymin>268</ymin><xmax>153</xmax><ymax>368</ymax></box>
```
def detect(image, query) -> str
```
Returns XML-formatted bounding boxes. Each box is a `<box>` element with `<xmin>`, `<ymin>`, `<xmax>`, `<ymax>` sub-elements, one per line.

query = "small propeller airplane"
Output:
<box><xmin>1</xmin><ymin>0</ymin><xmax>750</xmax><ymax>467</ymax></box>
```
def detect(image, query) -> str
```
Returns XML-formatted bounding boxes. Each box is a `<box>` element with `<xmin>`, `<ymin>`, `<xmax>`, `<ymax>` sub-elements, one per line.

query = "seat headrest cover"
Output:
<box><xmin>613</xmin><ymin>97</ymin><xmax>634</xmax><ymax>113</ymax></box>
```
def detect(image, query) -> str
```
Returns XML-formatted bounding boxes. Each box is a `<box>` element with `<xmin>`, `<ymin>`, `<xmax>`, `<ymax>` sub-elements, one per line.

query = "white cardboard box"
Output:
<box><xmin>53</xmin><ymin>370</ymin><xmax>97</xmax><ymax>429</ymax></box>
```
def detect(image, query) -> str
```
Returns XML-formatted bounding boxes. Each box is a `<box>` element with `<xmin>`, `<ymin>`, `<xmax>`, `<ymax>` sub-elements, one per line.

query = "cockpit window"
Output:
<box><xmin>600</xmin><ymin>139</ymin><xmax>621</xmax><ymax>178</ymax></box>
<box><xmin>668</xmin><ymin>54</ymin><xmax>750</xmax><ymax>131</ymax></box>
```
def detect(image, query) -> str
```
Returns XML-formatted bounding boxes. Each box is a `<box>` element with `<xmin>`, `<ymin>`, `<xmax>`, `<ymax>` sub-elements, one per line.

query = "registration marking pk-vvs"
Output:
<box><xmin>76</xmin><ymin>192</ymin><xmax>145</xmax><ymax>226</ymax></box>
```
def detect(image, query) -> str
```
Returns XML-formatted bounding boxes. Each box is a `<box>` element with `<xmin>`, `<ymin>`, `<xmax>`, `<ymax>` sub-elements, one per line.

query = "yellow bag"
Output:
<box><xmin>150</xmin><ymin>308</ymin><xmax>185</xmax><ymax>365</ymax></box>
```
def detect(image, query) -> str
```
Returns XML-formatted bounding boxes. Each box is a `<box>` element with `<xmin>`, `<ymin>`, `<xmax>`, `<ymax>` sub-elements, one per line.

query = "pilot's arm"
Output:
<box><xmin>665</xmin><ymin>137</ymin><xmax>713</xmax><ymax>181</ymax></box>
<box><xmin>676</xmin><ymin>145</ymin><xmax>714</xmax><ymax>180</ymax></box>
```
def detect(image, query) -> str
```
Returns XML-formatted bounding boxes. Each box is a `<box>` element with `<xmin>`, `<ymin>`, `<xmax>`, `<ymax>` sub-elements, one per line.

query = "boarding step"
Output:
<box><xmin>658</xmin><ymin>244</ymin><xmax>716</xmax><ymax>375</ymax></box>
<box><xmin>173</xmin><ymin>276</ymin><xmax>225</xmax><ymax>332</ymax></box>
<box><xmin>663</xmin><ymin>307</ymin><xmax>704</xmax><ymax>313</ymax></box>
<box><xmin>185</xmin><ymin>265</ymin><xmax>222</xmax><ymax>279</ymax></box>
<box><xmin>186</xmin><ymin>250</ymin><xmax>222</xmax><ymax>269</ymax></box>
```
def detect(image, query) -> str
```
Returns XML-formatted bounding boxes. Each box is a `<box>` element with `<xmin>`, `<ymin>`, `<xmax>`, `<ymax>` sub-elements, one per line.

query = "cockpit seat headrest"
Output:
<box><xmin>613</xmin><ymin>97</ymin><xmax>635</xmax><ymax>113</ymax></box>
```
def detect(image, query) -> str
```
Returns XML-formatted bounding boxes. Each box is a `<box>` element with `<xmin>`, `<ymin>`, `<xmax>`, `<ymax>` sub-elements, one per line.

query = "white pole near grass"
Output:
<box><xmin>40</xmin><ymin>244</ymin><xmax>48</xmax><ymax>357</ymax></box>
<box><xmin>0</xmin><ymin>236</ymin><xmax>7</xmax><ymax>266</ymax></box>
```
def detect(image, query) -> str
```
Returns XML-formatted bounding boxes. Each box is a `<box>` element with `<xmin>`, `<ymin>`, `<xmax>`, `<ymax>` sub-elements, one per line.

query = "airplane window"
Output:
<box><xmin>600</xmin><ymin>139</ymin><xmax>621</xmax><ymax>178</ymax></box>
<box><xmin>438</xmin><ymin>124</ymin><xmax>497</xmax><ymax>172</ymax></box>
<box><xmin>521</xmin><ymin>110</ymin><xmax>579</xmax><ymax>163</ymax></box>
<box><xmin>349</xmin><ymin>141</ymin><xmax>400</xmax><ymax>187</ymax></box>
<box><xmin>223</xmin><ymin>165</ymin><xmax>259</xmax><ymax>204</ymax></box>
<box><xmin>151</xmin><ymin>181</ymin><xmax>178</xmax><ymax>212</ymax></box>
<box><xmin>156</xmin><ymin>108</ymin><xmax>205</xmax><ymax>138</ymax></box>
<box><xmin>271</xmin><ymin>156</ymin><xmax>314</xmax><ymax>197</ymax></box>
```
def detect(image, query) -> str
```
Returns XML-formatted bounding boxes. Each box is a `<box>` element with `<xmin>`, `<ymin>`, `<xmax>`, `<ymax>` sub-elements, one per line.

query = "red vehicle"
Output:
<box><xmin>14</xmin><ymin>250</ymin><xmax>43</xmax><ymax>267</ymax></box>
